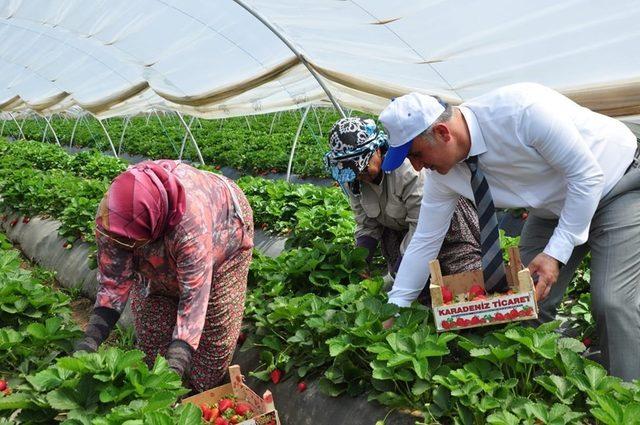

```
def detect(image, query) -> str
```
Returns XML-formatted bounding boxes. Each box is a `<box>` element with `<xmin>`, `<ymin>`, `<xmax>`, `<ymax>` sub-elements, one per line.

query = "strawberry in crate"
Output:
<box><xmin>199</xmin><ymin>394</ymin><xmax>255</xmax><ymax>424</ymax></box>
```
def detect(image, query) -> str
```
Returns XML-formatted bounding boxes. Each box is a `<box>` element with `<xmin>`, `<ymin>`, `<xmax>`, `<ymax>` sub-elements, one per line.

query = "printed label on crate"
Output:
<box><xmin>434</xmin><ymin>292</ymin><xmax>537</xmax><ymax>331</ymax></box>
<box><xmin>244</xmin><ymin>412</ymin><xmax>278</xmax><ymax>425</ymax></box>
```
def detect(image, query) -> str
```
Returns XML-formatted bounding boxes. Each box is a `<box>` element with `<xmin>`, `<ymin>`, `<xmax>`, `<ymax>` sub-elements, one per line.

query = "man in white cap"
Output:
<box><xmin>379</xmin><ymin>82</ymin><xmax>640</xmax><ymax>381</ymax></box>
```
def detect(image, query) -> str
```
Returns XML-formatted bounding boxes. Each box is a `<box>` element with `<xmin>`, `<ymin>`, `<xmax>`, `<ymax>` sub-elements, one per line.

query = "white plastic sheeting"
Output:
<box><xmin>0</xmin><ymin>0</ymin><xmax>639</xmax><ymax>119</ymax></box>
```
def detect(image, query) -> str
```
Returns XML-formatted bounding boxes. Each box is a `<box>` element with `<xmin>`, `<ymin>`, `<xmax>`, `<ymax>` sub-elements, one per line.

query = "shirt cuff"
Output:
<box><xmin>543</xmin><ymin>237</ymin><xmax>572</xmax><ymax>265</ymax></box>
<box><xmin>387</xmin><ymin>296</ymin><xmax>413</xmax><ymax>308</ymax></box>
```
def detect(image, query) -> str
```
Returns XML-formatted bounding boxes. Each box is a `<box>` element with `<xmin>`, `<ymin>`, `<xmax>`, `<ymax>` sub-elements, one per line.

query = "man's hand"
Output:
<box><xmin>527</xmin><ymin>253</ymin><xmax>560</xmax><ymax>301</ymax></box>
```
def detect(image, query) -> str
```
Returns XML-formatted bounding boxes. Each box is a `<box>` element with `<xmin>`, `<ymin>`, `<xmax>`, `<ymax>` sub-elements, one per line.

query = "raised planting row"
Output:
<box><xmin>236</xmin><ymin>176</ymin><xmax>353</xmax><ymax>249</ymax></box>
<box><xmin>1</xmin><ymin>139</ymin><xmax>621</xmax><ymax>424</ymax></box>
<box><xmin>0</xmin><ymin>232</ymin><xmax>202</xmax><ymax>423</ymax></box>
<box><xmin>0</xmin><ymin>109</ymin><xmax>346</xmax><ymax>178</ymax></box>
<box><xmin>0</xmin><ymin>139</ymin><xmax>355</xmax><ymax>253</ymax></box>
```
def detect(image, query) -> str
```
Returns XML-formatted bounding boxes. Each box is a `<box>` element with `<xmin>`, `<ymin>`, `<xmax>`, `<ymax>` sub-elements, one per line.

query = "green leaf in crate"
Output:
<box><xmin>177</xmin><ymin>402</ymin><xmax>202</xmax><ymax>425</ymax></box>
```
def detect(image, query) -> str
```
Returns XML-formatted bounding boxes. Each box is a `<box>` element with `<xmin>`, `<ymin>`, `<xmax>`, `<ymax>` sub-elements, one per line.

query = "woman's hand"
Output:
<box><xmin>527</xmin><ymin>253</ymin><xmax>560</xmax><ymax>301</ymax></box>
<box><xmin>382</xmin><ymin>317</ymin><xmax>395</xmax><ymax>329</ymax></box>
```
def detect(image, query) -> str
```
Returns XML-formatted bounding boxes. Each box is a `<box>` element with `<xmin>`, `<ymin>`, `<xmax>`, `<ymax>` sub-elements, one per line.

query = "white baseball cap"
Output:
<box><xmin>379</xmin><ymin>93</ymin><xmax>445</xmax><ymax>172</ymax></box>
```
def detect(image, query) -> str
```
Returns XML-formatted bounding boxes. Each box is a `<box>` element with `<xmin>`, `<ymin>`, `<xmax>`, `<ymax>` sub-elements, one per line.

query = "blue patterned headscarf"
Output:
<box><xmin>324</xmin><ymin>118</ymin><xmax>388</xmax><ymax>195</ymax></box>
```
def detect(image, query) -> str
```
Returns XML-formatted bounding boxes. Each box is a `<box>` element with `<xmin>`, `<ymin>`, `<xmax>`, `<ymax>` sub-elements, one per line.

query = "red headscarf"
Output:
<box><xmin>96</xmin><ymin>160</ymin><xmax>186</xmax><ymax>241</ymax></box>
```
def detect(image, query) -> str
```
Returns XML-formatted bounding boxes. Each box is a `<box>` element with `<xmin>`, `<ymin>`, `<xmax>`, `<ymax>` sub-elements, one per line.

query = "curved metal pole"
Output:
<box><xmin>179</xmin><ymin>116</ymin><xmax>195</xmax><ymax>161</ymax></box>
<box><xmin>269</xmin><ymin>111</ymin><xmax>280</xmax><ymax>135</ymax></box>
<box><xmin>69</xmin><ymin>116</ymin><xmax>81</xmax><ymax>147</ymax></box>
<box><xmin>286</xmin><ymin>105</ymin><xmax>311</xmax><ymax>182</ymax></box>
<box><xmin>42</xmin><ymin>115</ymin><xmax>61</xmax><ymax>146</ymax></box>
<box><xmin>231</xmin><ymin>0</ymin><xmax>346</xmax><ymax>118</ymax></box>
<box><xmin>96</xmin><ymin>118</ymin><xmax>118</xmax><ymax>157</ymax></box>
<box><xmin>8</xmin><ymin>112</ymin><xmax>25</xmax><ymax>139</ymax></box>
<box><xmin>177</xmin><ymin>113</ymin><xmax>205</xmax><ymax>165</ymax></box>
<box><xmin>82</xmin><ymin>116</ymin><xmax>100</xmax><ymax>147</ymax></box>
<box><xmin>0</xmin><ymin>118</ymin><xmax>5</xmax><ymax>137</ymax></box>
<box><xmin>117</xmin><ymin>116</ymin><xmax>131</xmax><ymax>155</ymax></box>
<box><xmin>38</xmin><ymin>116</ymin><xmax>48</xmax><ymax>143</ymax></box>
<box><xmin>312</xmin><ymin>106</ymin><xmax>323</xmax><ymax>137</ymax></box>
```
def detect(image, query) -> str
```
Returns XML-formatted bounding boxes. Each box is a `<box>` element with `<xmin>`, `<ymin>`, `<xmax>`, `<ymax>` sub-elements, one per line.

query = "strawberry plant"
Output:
<box><xmin>4</xmin><ymin>110</ymin><xmax>345</xmax><ymax>177</ymax></box>
<box><xmin>366</xmin><ymin>321</ymin><xmax>456</xmax><ymax>409</ymax></box>
<box><xmin>0</xmin><ymin>347</ymin><xmax>189</xmax><ymax>422</ymax></box>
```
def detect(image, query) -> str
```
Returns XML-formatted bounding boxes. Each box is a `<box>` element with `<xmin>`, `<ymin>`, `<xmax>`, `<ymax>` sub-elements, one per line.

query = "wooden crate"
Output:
<box><xmin>430</xmin><ymin>247</ymin><xmax>538</xmax><ymax>331</ymax></box>
<box><xmin>182</xmin><ymin>365</ymin><xmax>280</xmax><ymax>425</ymax></box>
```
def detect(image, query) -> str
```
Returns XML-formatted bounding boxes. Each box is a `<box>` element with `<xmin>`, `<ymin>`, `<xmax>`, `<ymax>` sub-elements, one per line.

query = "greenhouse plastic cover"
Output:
<box><xmin>0</xmin><ymin>0</ymin><xmax>639</xmax><ymax>120</ymax></box>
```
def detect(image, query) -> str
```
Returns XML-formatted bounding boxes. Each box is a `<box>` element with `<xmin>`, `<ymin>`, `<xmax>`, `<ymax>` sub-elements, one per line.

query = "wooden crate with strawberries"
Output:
<box><xmin>430</xmin><ymin>247</ymin><xmax>538</xmax><ymax>331</ymax></box>
<box><xmin>183</xmin><ymin>365</ymin><xmax>280</xmax><ymax>425</ymax></box>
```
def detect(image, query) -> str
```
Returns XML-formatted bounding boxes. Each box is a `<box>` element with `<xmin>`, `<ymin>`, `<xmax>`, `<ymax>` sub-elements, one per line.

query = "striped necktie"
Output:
<box><xmin>466</xmin><ymin>155</ymin><xmax>508</xmax><ymax>292</ymax></box>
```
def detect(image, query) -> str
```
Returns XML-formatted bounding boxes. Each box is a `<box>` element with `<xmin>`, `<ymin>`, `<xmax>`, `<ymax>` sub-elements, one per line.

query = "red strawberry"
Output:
<box><xmin>468</xmin><ymin>284</ymin><xmax>486</xmax><ymax>300</ymax></box>
<box><xmin>229</xmin><ymin>415</ymin><xmax>241</xmax><ymax>424</ymax></box>
<box><xmin>494</xmin><ymin>312</ymin><xmax>505</xmax><ymax>321</ymax></box>
<box><xmin>456</xmin><ymin>317</ymin><xmax>466</xmax><ymax>327</ymax></box>
<box><xmin>22</xmin><ymin>217</ymin><xmax>30</xmax><ymax>224</ymax></box>
<box><xmin>234</xmin><ymin>402</ymin><xmax>252</xmax><ymax>416</ymax></box>
<box><xmin>441</xmin><ymin>286</ymin><xmax>453</xmax><ymax>304</ymax></box>
<box><xmin>0</xmin><ymin>380</ymin><xmax>6</xmax><ymax>392</ymax></box>
<box><xmin>470</xmin><ymin>316</ymin><xmax>482</xmax><ymax>325</ymax></box>
<box><xmin>218</xmin><ymin>398</ymin><xmax>235</xmax><ymax>413</ymax></box>
<box><xmin>270</xmin><ymin>369</ymin><xmax>282</xmax><ymax>384</ymax></box>
<box><xmin>474</xmin><ymin>294</ymin><xmax>487</xmax><ymax>301</ymax></box>
<box><xmin>237</xmin><ymin>331</ymin><xmax>246</xmax><ymax>346</ymax></box>
<box><xmin>297</xmin><ymin>381</ymin><xmax>307</xmax><ymax>393</ymax></box>
<box><xmin>215</xmin><ymin>418</ymin><xmax>229</xmax><ymax>425</ymax></box>
<box><xmin>441</xmin><ymin>320</ymin><xmax>450</xmax><ymax>330</ymax></box>
<box><xmin>200</xmin><ymin>403</ymin><xmax>213</xmax><ymax>421</ymax></box>
<box><xmin>10</xmin><ymin>219</ymin><xmax>18</xmax><ymax>227</ymax></box>
<box><xmin>211</xmin><ymin>407</ymin><xmax>220</xmax><ymax>420</ymax></box>
<box><xmin>215</xmin><ymin>165</ymin><xmax>221</xmax><ymax>170</ymax></box>
<box><xmin>521</xmin><ymin>212</ymin><xmax>529</xmax><ymax>220</ymax></box>
<box><xmin>509</xmin><ymin>309</ymin><xmax>519</xmax><ymax>319</ymax></box>
<box><xmin>583</xmin><ymin>337</ymin><xmax>592</xmax><ymax>347</ymax></box>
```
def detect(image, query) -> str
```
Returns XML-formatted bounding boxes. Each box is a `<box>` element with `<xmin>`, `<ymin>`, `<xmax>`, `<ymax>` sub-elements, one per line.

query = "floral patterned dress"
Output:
<box><xmin>94</xmin><ymin>163</ymin><xmax>254</xmax><ymax>391</ymax></box>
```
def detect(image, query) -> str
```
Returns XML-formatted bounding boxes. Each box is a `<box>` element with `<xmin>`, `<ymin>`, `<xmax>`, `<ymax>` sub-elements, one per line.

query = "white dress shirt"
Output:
<box><xmin>388</xmin><ymin>82</ymin><xmax>637</xmax><ymax>307</ymax></box>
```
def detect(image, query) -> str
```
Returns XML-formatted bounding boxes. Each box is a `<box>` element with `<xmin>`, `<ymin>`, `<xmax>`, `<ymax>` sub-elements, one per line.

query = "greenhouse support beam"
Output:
<box><xmin>69</xmin><ymin>116</ymin><xmax>81</xmax><ymax>147</ymax></box>
<box><xmin>39</xmin><ymin>116</ymin><xmax>48</xmax><ymax>143</ymax></box>
<box><xmin>177</xmin><ymin>113</ymin><xmax>205</xmax><ymax>165</ymax></box>
<box><xmin>269</xmin><ymin>111</ymin><xmax>280</xmax><ymax>135</ymax></box>
<box><xmin>286</xmin><ymin>105</ymin><xmax>311</xmax><ymax>182</ymax></box>
<box><xmin>117</xmin><ymin>116</ymin><xmax>131</xmax><ymax>155</ymax></box>
<box><xmin>178</xmin><ymin>116</ymin><xmax>195</xmax><ymax>160</ymax></box>
<box><xmin>8</xmin><ymin>112</ymin><xmax>25</xmax><ymax>139</ymax></box>
<box><xmin>0</xmin><ymin>118</ymin><xmax>5</xmax><ymax>137</ymax></box>
<box><xmin>231</xmin><ymin>0</ymin><xmax>346</xmax><ymax>118</ymax></box>
<box><xmin>42</xmin><ymin>115</ymin><xmax>61</xmax><ymax>146</ymax></box>
<box><xmin>312</xmin><ymin>106</ymin><xmax>323</xmax><ymax>137</ymax></box>
<box><xmin>96</xmin><ymin>118</ymin><xmax>118</xmax><ymax>157</ymax></box>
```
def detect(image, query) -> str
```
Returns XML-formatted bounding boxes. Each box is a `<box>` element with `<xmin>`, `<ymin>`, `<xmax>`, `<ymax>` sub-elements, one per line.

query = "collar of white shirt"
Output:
<box><xmin>459</xmin><ymin>106</ymin><xmax>487</xmax><ymax>160</ymax></box>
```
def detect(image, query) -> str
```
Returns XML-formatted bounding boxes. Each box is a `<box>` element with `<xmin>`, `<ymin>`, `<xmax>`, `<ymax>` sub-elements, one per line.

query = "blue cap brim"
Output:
<box><xmin>381</xmin><ymin>141</ymin><xmax>412</xmax><ymax>172</ymax></box>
